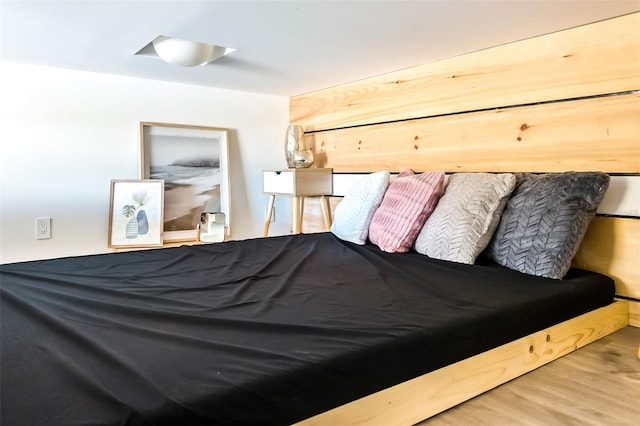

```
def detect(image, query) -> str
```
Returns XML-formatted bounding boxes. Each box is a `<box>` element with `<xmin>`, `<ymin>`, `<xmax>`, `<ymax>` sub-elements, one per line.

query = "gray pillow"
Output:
<box><xmin>415</xmin><ymin>173</ymin><xmax>516</xmax><ymax>264</ymax></box>
<box><xmin>486</xmin><ymin>172</ymin><xmax>610</xmax><ymax>279</ymax></box>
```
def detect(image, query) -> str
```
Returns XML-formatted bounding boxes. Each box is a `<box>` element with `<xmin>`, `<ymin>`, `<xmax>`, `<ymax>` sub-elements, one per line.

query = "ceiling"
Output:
<box><xmin>1</xmin><ymin>1</ymin><xmax>638</xmax><ymax>97</ymax></box>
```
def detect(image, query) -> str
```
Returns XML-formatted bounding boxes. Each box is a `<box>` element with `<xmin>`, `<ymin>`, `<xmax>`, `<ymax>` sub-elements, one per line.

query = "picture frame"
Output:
<box><xmin>140</xmin><ymin>122</ymin><xmax>231</xmax><ymax>242</ymax></box>
<box><xmin>108</xmin><ymin>179</ymin><xmax>164</xmax><ymax>248</ymax></box>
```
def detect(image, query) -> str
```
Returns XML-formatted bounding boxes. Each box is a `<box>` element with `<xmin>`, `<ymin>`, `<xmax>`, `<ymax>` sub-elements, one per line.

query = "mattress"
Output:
<box><xmin>0</xmin><ymin>232</ymin><xmax>614</xmax><ymax>425</ymax></box>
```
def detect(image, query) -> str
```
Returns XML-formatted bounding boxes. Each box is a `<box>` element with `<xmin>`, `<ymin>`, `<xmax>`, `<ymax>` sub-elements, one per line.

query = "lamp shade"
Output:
<box><xmin>152</xmin><ymin>36</ymin><xmax>216</xmax><ymax>67</ymax></box>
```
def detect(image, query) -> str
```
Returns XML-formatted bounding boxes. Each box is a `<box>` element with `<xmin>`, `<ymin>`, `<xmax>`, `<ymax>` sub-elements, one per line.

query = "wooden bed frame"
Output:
<box><xmin>289</xmin><ymin>12</ymin><xmax>639</xmax><ymax>424</ymax></box>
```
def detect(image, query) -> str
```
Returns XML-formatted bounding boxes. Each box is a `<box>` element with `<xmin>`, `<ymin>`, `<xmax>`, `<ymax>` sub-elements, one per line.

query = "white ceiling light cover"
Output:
<box><xmin>145</xmin><ymin>36</ymin><xmax>235</xmax><ymax>67</ymax></box>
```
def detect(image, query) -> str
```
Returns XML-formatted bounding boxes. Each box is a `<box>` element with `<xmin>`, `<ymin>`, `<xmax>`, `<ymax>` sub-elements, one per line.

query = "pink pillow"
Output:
<box><xmin>368</xmin><ymin>169</ymin><xmax>445</xmax><ymax>253</ymax></box>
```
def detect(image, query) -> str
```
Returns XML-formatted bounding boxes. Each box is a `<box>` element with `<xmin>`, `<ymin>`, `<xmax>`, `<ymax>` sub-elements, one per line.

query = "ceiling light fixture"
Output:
<box><xmin>135</xmin><ymin>36</ymin><xmax>236</xmax><ymax>67</ymax></box>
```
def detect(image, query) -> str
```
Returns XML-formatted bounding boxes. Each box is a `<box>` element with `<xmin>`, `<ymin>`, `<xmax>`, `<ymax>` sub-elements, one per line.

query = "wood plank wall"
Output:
<box><xmin>301</xmin><ymin>94</ymin><xmax>638</xmax><ymax>173</ymax></box>
<box><xmin>290</xmin><ymin>13</ymin><xmax>639</xmax><ymax>131</ymax></box>
<box><xmin>289</xmin><ymin>12</ymin><xmax>640</xmax><ymax>318</ymax></box>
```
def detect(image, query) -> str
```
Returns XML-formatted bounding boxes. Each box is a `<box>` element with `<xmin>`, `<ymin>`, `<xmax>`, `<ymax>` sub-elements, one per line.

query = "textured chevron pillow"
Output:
<box><xmin>368</xmin><ymin>169</ymin><xmax>445</xmax><ymax>253</ymax></box>
<box><xmin>331</xmin><ymin>171</ymin><xmax>390</xmax><ymax>244</ymax></box>
<box><xmin>415</xmin><ymin>173</ymin><xmax>516</xmax><ymax>264</ymax></box>
<box><xmin>486</xmin><ymin>172</ymin><xmax>610</xmax><ymax>279</ymax></box>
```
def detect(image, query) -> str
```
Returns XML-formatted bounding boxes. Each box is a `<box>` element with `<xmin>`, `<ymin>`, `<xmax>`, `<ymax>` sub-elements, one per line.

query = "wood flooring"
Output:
<box><xmin>418</xmin><ymin>326</ymin><xmax>640</xmax><ymax>426</ymax></box>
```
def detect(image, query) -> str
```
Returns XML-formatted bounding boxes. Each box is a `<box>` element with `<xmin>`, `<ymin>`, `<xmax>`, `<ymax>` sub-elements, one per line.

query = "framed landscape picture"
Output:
<box><xmin>108</xmin><ymin>179</ymin><xmax>164</xmax><ymax>248</ymax></box>
<box><xmin>140</xmin><ymin>122</ymin><xmax>231</xmax><ymax>242</ymax></box>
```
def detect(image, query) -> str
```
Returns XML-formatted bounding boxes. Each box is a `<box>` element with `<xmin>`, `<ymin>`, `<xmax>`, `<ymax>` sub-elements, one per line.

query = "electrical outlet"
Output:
<box><xmin>36</xmin><ymin>217</ymin><xmax>51</xmax><ymax>240</ymax></box>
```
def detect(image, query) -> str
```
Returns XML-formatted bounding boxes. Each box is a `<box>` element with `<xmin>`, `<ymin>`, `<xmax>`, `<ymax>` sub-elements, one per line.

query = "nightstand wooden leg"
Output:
<box><xmin>263</xmin><ymin>194</ymin><xmax>275</xmax><ymax>237</ymax></box>
<box><xmin>320</xmin><ymin>196</ymin><xmax>332</xmax><ymax>230</ymax></box>
<box><xmin>291</xmin><ymin>196</ymin><xmax>301</xmax><ymax>234</ymax></box>
<box><xmin>299</xmin><ymin>198</ymin><xmax>305</xmax><ymax>233</ymax></box>
<box><xmin>291</xmin><ymin>196</ymin><xmax>305</xmax><ymax>234</ymax></box>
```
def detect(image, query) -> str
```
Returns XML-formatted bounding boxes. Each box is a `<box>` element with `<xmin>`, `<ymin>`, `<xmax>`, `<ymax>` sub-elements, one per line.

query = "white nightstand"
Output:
<box><xmin>263</xmin><ymin>168</ymin><xmax>333</xmax><ymax>236</ymax></box>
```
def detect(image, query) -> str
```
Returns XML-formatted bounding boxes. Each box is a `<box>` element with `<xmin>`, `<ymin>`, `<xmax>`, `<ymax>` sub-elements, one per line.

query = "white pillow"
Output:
<box><xmin>330</xmin><ymin>171</ymin><xmax>390</xmax><ymax>244</ymax></box>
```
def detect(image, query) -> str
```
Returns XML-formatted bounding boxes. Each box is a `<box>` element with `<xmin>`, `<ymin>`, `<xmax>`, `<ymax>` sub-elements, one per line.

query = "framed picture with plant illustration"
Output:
<box><xmin>140</xmin><ymin>122</ymin><xmax>231</xmax><ymax>242</ymax></box>
<box><xmin>108</xmin><ymin>179</ymin><xmax>164</xmax><ymax>248</ymax></box>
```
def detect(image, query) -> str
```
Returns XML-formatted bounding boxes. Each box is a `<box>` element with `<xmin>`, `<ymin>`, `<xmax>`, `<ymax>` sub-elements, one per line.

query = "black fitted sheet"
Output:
<box><xmin>0</xmin><ymin>232</ymin><xmax>614</xmax><ymax>425</ymax></box>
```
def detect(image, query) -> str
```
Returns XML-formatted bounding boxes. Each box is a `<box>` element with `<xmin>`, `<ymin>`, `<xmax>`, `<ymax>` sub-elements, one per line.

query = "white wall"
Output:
<box><xmin>0</xmin><ymin>61</ymin><xmax>293</xmax><ymax>264</ymax></box>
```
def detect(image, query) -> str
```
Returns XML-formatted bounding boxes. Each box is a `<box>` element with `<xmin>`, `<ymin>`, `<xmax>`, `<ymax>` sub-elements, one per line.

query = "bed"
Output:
<box><xmin>0</xmin><ymin>230</ymin><xmax>624</xmax><ymax>425</ymax></box>
<box><xmin>2</xmin><ymin>11</ymin><xmax>638</xmax><ymax>426</ymax></box>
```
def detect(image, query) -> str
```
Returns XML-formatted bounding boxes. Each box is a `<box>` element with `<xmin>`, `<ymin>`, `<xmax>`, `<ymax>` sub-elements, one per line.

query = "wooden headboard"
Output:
<box><xmin>289</xmin><ymin>13</ymin><xmax>640</xmax><ymax>324</ymax></box>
